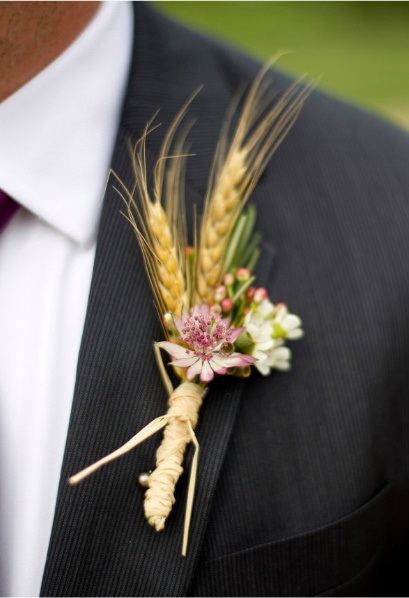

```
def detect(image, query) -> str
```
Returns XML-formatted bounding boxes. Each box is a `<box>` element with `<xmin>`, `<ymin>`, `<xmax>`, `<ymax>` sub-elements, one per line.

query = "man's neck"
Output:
<box><xmin>0</xmin><ymin>1</ymin><xmax>100</xmax><ymax>103</ymax></box>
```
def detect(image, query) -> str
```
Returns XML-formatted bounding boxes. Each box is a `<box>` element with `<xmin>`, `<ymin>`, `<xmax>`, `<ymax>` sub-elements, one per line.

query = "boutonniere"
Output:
<box><xmin>69</xmin><ymin>63</ymin><xmax>310</xmax><ymax>555</ymax></box>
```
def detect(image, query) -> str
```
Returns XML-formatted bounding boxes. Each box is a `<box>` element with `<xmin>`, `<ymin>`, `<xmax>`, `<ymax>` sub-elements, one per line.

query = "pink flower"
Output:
<box><xmin>157</xmin><ymin>305</ymin><xmax>255</xmax><ymax>382</ymax></box>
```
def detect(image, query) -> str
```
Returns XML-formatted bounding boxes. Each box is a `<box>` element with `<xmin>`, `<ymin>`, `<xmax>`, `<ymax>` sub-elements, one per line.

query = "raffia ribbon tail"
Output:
<box><xmin>144</xmin><ymin>381</ymin><xmax>204</xmax><ymax>555</ymax></box>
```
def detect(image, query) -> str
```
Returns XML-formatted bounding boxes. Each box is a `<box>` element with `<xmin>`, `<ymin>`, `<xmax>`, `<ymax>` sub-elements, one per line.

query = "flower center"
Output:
<box><xmin>178</xmin><ymin>313</ymin><xmax>232</xmax><ymax>358</ymax></box>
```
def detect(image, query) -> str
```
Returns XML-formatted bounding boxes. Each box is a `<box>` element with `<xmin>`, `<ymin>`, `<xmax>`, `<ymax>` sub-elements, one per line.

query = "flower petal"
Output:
<box><xmin>187</xmin><ymin>359</ymin><xmax>204</xmax><ymax>380</ymax></box>
<box><xmin>274</xmin><ymin>305</ymin><xmax>287</xmax><ymax>322</ymax></box>
<box><xmin>256</xmin><ymin>340</ymin><xmax>275</xmax><ymax>351</ymax></box>
<box><xmin>245</xmin><ymin>323</ymin><xmax>262</xmax><ymax>339</ymax></box>
<box><xmin>229</xmin><ymin>326</ymin><xmax>243</xmax><ymax>343</ymax></box>
<box><xmin>192</xmin><ymin>303</ymin><xmax>209</xmax><ymax>317</ymax></box>
<box><xmin>210</xmin><ymin>362</ymin><xmax>228</xmax><ymax>375</ymax></box>
<box><xmin>253</xmin><ymin>350</ymin><xmax>268</xmax><ymax>361</ymax></box>
<box><xmin>200</xmin><ymin>360</ymin><xmax>214</xmax><ymax>382</ymax></box>
<box><xmin>266</xmin><ymin>346</ymin><xmax>292</xmax><ymax>371</ymax></box>
<box><xmin>258</xmin><ymin>299</ymin><xmax>274</xmax><ymax>318</ymax></box>
<box><xmin>221</xmin><ymin>316</ymin><xmax>232</xmax><ymax>327</ymax></box>
<box><xmin>282</xmin><ymin>314</ymin><xmax>302</xmax><ymax>330</ymax></box>
<box><xmin>212</xmin><ymin>352</ymin><xmax>255</xmax><ymax>368</ymax></box>
<box><xmin>274</xmin><ymin>359</ymin><xmax>291</xmax><ymax>371</ymax></box>
<box><xmin>286</xmin><ymin>328</ymin><xmax>304</xmax><ymax>340</ymax></box>
<box><xmin>170</xmin><ymin>355</ymin><xmax>200</xmax><ymax>367</ymax></box>
<box><xmin>256</xmin><ymin>363</ymin><xmax>271</xmax><ymax>376</ymax></box>
<box><xmin>268</xmin><ymin>346</ymin><xmax>291</xmax><ymax>364</ymax></box>
<box><xmin>157</xmin><ymin>341</ymin><xmax>192</xmax><ymax>360</ymax></box>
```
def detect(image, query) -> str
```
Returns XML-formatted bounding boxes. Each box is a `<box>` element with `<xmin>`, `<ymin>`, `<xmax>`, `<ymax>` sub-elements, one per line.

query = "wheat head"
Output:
<box><xmin>112</xmin><ymin>124</ymin><xmax>189</xmax><ymax>320</ymax></box>
<box><xmin>147</xmin><ymin>200</ymin><xmax>186</xmax><ymax>315</ymax></box>
<box><xmin>196</xmin><ymin>61</ymin><xmax>313</xmax><ymax>304</ymax></box>
<box><xmin>196</xmin><ymin>148</ymin><xmax>247</xmax><ymax>301</ymax></box>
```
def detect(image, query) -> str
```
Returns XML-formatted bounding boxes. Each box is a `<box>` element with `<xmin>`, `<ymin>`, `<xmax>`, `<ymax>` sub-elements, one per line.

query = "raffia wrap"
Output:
<box><xmin>68</xmin><ymin>380</ymin><xmax>205</xmax><ymax>556</ymax></box>
<box><xmin>145</xmin><ymin>382</ymin><xmax>203</xmax><ymax>531</ymax></box>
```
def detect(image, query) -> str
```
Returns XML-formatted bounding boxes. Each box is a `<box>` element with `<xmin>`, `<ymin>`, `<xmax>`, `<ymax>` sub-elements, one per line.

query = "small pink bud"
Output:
<box><xmin>254</xmin><ymin>288</ymin><xmax>269</xmax><ymax>304</ymax></box>
<box><xmin>246</xmin><ymin>286</ymin><xmax>256</xmax><ymax>301</ymax></box>
<box><xmin>210</xmin><ymin>303</ymin><xmax>222</xmax><ymax>315</ymax></box>
<box><xmin>185</xmin><ymin>245</ymin><xmax>194</xmax><ymax>257</ymax></box>
<box><xmin>221</xmin><ymin>298</ymin><xmax>234</xmax><ymax>313</ymax></box>
<box><xmin>236</xmin><ymin>267</ymin><xmax>251</xmax><ymax>282</ymax></box>
<box><xmin>213</xmin><ymin>284</ymin><xmax>227</xmax><ymax>302</ymax></box>
<box><xmin>163</xmin><ymin>313</ymin><xmax>173</xmax><ymax>329</ymax></box>
<box><xmin>223</xmin><ymin>273</ymin><xmax>234</xmax><ymax>286</ymax></box>
<box><xmin>273</xmin><ymin>302</ymin><xmax>287</xmax><ymax>315</ymax></box>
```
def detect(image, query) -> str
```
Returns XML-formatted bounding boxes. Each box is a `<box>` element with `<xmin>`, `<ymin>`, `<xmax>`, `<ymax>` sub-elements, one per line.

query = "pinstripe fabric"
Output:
<box><xmin>41</xmin><ymin>3</ymin><xmax>409</xmax><ymax>596</ymax></box>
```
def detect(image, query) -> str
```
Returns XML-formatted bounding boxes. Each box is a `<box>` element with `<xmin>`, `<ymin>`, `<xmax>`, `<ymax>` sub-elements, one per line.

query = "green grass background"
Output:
<box><xmin>155</xmin><ymin>1</ymin><xmax>409</xmax><ymax>129</ymax></box>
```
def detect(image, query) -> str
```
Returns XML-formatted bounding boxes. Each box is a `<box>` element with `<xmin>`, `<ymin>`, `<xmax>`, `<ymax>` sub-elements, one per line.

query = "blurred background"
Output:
<box><xmin>155</xmin><ymin>1</ymin><xmax>409</xmax><ymax>130</ymax></box>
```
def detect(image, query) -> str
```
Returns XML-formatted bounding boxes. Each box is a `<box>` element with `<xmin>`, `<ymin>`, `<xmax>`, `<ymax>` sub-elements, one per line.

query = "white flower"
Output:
<box><xmin>273</xmin><ymin>303</ymin><xmax>304</xmax><ymax>340</ymax></box>
<box><xmin>255</xmin><ymin>341</ymin><xmax>292</xmax><ymax>376</ymax></box>
<box><xmin>244</xmin><ymin>299</ymin><xmax>274</xmax><ymax>351</ymax></box>
<box><xmin>243</xmin><ymin>299</ymin><xmax>302</xmax><ymax>375</ymax></box>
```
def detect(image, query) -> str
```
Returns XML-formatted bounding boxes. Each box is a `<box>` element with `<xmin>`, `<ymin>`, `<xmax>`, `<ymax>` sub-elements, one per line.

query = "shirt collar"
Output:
<box><xmin>0</xmin><ymin>1</ymin><xmax>133</xmax><ymax>245</ymax></box>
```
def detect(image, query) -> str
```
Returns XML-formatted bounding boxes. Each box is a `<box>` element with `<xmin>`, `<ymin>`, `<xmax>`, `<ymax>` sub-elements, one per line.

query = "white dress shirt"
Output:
<box><xmin>0</xmin><ymin>2</ymin><xmax>133</xmax><ymax>595</ymax></box>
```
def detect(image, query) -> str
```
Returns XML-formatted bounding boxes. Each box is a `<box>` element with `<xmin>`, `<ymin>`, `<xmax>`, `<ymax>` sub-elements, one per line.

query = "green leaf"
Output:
<box><xmin>224</xmin><ymin>206</ymin><xmax>262</xmax><ymax>273</ymax></box>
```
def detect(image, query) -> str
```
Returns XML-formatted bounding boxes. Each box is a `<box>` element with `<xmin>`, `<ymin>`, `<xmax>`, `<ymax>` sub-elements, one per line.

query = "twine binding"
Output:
<box><xmin>68</xmin><ymin>347</ymin><xmax>206</xmax><ymax>557</ymax></box>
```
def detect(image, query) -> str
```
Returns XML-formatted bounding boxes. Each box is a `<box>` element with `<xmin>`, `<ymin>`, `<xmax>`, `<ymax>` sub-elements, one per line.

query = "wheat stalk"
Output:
<box><xmin>196</xmin><ymin>61</ymin><xmax>313</xmax><ymax>303</ymax></box>
<box><xmin>112</xmin><ymin>115</ymin><xmax>192</xmax><ymax>319</ymax></box>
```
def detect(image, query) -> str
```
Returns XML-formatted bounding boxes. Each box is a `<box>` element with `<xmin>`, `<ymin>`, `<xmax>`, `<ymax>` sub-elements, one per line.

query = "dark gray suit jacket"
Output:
<box><xmin>40</xmin><ymin>3</ymin><xmax>409</xmax><ymax>596</ymax></box>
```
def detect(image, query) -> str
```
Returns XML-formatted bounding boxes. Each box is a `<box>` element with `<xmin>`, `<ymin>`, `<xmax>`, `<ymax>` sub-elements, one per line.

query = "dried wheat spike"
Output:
<box><xmin>196</xmin><ymin>62</ymin><xmax>312</xmax><ymax>304</ymax></box>
<box><xmin>111</xmin><ymin>111</ymin><xmax>192</xmax><ymax>319</ymax></box>
<box><xmin>147</xmin><ymin>200</ymin><xmax>186</xmax><ymax>315</ymax></box>
<box><xmin>197</xmin><ymin>148</ymin><xmax>247</xmax><ymax>300</ymax></box>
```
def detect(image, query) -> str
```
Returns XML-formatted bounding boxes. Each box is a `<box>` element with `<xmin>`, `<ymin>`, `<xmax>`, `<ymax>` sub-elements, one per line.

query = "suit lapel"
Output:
<box><xmin>39</xmin><ymin>135</ymin><xmax>243</xmax><ymax>597</ymax></box>
<box><xmin>41</xmin><ymin>4</ymin><xmax>276</xmax><ymax>595</ymax></box>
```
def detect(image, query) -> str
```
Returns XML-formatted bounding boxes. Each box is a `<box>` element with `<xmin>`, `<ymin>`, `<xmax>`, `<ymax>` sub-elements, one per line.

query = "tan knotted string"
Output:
<box><xmin>143</xmin><ymin>381</ymin><xmax>204</xmax><ymax>556</ymax></box>
<box><xmin>68</xmin><ymin>353</ymin><xmax>206</xmax><ymax>556</ymax></box>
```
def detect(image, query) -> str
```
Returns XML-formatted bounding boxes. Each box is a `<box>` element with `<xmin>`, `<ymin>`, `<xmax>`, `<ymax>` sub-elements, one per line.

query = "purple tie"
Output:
<box><xmin>0</xmin><ymin>189</ymin><xmax>19</xmax><ymax>234</ymax></box>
